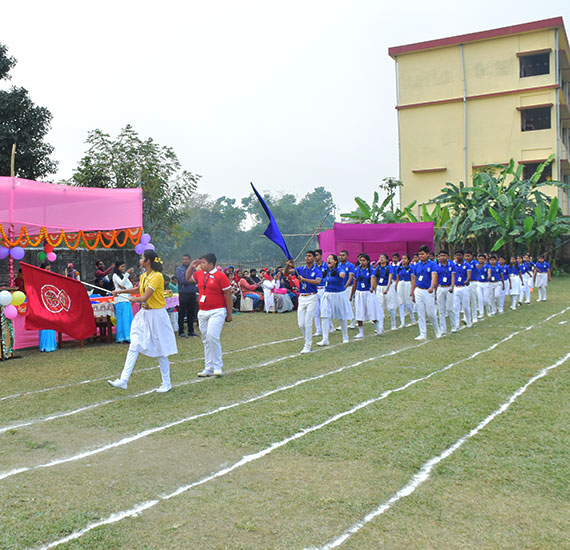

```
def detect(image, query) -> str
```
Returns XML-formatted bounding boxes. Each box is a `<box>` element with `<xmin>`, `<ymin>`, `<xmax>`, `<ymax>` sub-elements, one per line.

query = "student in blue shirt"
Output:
<box><xmin>497</xmin><ymin>256</ymin><xmax>509</xmax><ymax>313</ymax></box>
<box><xmin>285</xmin><ymin>251</ymin><xmax>322</xmax><ymax>354</ymax></box>
<box><xmin>410</xmin><ymin>245</ymin><xmax>441</xmax><ymax>340</ymax></box>
<box><xmin>533</xmin><ymin>254</ymin><xmax>551</xmax><ymax>301</ymax></box>
<box><xmin>338</xmin><ymin>250</ymin><xmax>357</xmax><ymax>330</ymax></box>
<box><xmin>350</xmin><ymin>253</ymin><xmax>382</xmax><ymax>338</ymax></box>
<box><xmin>317</xmin><ymin>254</ymin><xmax>354</xmax><ymax>346</ymax></box>
<box><xmin>313</xmin><ymin>249</ymin><xmax>333</xmax><ymax>337</ymax></box>
<box><xmin>464</xmin><ymin>250</ymin><xmax>479</xmax><ymax>324</ymax></box>
<box><xmin>435</xmin><ymin>249</ymin><xmax>455</xmax><ymax>335</ymax></box>
<box><xmin>452</xmin><ymin>249</ymin><xmax>472</xmax><ymax>331</ymax></box>
<box><xmin>375</xmin><ymin>254</ymin><xmax>398</xmax><ymax>331</ymax></box>
<box><xmin>395</xmin><ymin>253</ymin><xmax>415</xmax><ymax>327</ymax></box>
<box><xmin>516</xmin><ymin>255</ymin><xmax>529</xmax><ymax>305</ymax></box>
<box><xmin>475</xmin><ymin>253</ymin><xmax>490</xmax><ymax>319</ymax></box>
<box><xmin>486</xmin><ymin>254</ymin><xmax>504</xmax><ymax>315</ymax></box>
<box><xmin>508</xmin><ymin>256</ymin><xmax>523</xmax><ymax>310</ymax></box>
<box><xmin>522</xmin><ymin>253</ymin><xmax>535</xmax><ymax>303</ymax></box>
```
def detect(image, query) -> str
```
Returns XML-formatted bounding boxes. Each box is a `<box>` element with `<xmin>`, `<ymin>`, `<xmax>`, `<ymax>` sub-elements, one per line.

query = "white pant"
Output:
<box><xmin>376</xmin><ymin>286</ymin><xmax>397</xmax><ymax>329</ymax></box>
<box><xmin>535</xmin><ymin>273</ymin><xmax>548</xmax><ymax>301</ymax></box>
<box><xmin>119</xmin><ymin>349</ymin><xmax>170</xmax><ymax>386</ymax></box>
<box><xmin>396</xmin><ymin>281</ymin><xmax>414</xmax><ymax>325</ymax></box>
<box><xmin>198</xmin><ymin>307</ymin><xmax>227</xmax><ymax>374</ymax></box>
<box><xmin>298</xmin><ymin>294</ymin><xmax>318</xmax><ymax>349</ymax></box>
<box><xmin>315</xmin><ymin>287</ymin><xmax>333</xmax><ymax>334</ymax></box>
<box><xmin>453</xmin><ymin>286</ymin><xmax>471</xmax><ymax>329</ymax></box>
<box><xmin>346</xmin><ymin>287</ymin><xmax>357</xmax><ymax>327</ymax></box>
<box><xmin>436</xmin><ymin>286</ymin><xmax>454</xmax><ymax>333</ymax></box>
<box><xmin>488</xmin><ymin>282</ymin><xmax>502</xmax><ymax>314</ymax></box>
<box><xmin>476</xmin><ymin>282</ymin><xmax>489</xmax><ymax>317</ymax></box>
<box><xmin>414</xmin><ymin>288</ymin><xmax>440</xmax><ymax>338</ymax></box>
<box><xmin>469</xmin><ymin>283</ymin><xmax>478</xmax><ymax>320</ymax></box>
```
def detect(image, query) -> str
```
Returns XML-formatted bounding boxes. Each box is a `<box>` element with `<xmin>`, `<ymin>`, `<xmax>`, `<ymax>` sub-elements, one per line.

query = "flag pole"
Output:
<box><xmin>81</xmin><ymin>281</ymin><xmax>114</xmax><ymax>295</ymax></box>
<box><xmin>293</xmin><ymin>210</ymin><xmax>332</xmax><ymax>262</ymax></box>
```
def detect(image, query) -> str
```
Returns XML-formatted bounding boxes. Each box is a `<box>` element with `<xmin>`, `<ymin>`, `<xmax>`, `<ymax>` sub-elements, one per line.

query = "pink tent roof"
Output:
<box><xmin>318</xmin><ymin>222</ymin><xmax>434</xmax><ymax>261</ymax></box>
<box><xmin>0</xmin><ymin>177</ymin><xmax>142</xmax><ymax>235</ymax></box>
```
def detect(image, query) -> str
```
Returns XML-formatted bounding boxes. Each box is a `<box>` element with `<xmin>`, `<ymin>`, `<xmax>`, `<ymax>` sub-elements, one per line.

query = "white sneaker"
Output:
<box><xmin>213</xmin><ymin>370</ymin><xmax>223</xmax><ymax>377</ymax></box>
<box><xmin>300</xmin><ymin>347</ymin><xmax>311</xmax><ymax>354</ymax></box>
<box><xmin>354</xmin><ymin>333</ymin><xmax>364</xmax><ymax>340</ymax></box>
<box><xmin>435</xmin><ymin>331</ymin><xmax>443</xmax><ymax>339</ymax></box>
<box><xmin>451</xmin><ymin>328</ymin><xmax>457</xmax><ymax>333</ymax></box>
<box><xmin>156</xmin><ymin>383</ymin><xmax>172</xmax><ymax>393</ymax></box>
<box><xmin>314</xmin><ymin>332</ymin><xmax>322</xmax><ymax>337</ymax></box>
<box><xmin>342</xmin><ymin>338</ymin><xmax>349</xmax><ymax>344</ymax></box>
<box><xmin>334</xmin><ymin>327</ymin><xmax>342</xmax><ymax>332</ymax></box>
<box><xmin>197</xmin><ymin>370</ymin><xmax>213</xmax><ymax>377</ymax></box>
<box><xmin>316</xmin><ymin>340</ymin><xmax>329</xmax><ymax>347</ymax></box>
<box><xmin>107</xmin><ymin>378</ymin><xmax>127</xmax><ymax>389</ymax></box>
<box><xmin>399</xmin><ymin>324</ymin><xmax>405</xmax><ymax>329</ymax></box>
<box><xmin>415</xmin><ymin>335</ymin><xmax>427</xmax><ymax>341</ymax></box>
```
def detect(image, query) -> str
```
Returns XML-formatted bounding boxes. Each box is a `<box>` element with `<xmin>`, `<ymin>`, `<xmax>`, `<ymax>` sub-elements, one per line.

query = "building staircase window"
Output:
<box><xmin>519</xmin><ymin>52</ymin><xmax>550</xmax><ymax>77</ymax></box>
<box><xmin>521</xmin><ymin>106</ymin><xmax>551</xmax><ymax>131</ymax></box>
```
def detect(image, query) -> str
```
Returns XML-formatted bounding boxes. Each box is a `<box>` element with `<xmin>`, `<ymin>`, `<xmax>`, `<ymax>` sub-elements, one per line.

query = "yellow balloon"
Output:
<box><xmin>11</xmin><ymin>291</ymin><xmax>26</xmax><ymax>306</ymax></box>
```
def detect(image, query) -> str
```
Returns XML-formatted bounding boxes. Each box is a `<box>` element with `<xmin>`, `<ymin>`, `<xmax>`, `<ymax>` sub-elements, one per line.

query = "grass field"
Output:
<box><xmin>0</xmin><ymin>280</ymin><xmax>569</xmax><ymax>550</ymax></box>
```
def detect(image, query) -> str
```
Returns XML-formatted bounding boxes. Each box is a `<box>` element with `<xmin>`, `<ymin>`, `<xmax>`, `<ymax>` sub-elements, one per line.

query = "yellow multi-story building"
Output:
<box><xmin>389</xmin><ymin>17</ymin><xmax>570</xmax><ymax>214</ymax></box>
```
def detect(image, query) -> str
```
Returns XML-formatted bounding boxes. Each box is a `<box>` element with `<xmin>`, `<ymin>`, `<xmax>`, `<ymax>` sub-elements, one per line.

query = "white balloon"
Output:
<box><xmin>0</xmin><ymin>290</ymin><xmax>12</xmax><ymax>307</ymax></box>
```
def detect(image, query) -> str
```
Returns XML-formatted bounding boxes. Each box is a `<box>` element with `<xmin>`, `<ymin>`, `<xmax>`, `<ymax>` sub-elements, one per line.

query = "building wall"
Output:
<box><xmin>395</xmin><ymin>27</ymin><xmax>568</xmax><ymax>211</ymax></box>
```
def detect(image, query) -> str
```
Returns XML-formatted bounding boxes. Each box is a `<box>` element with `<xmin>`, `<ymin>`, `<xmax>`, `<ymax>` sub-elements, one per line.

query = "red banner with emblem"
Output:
<box><xmin>20</xmin><ymin>262</ymin><xmax>96</xmax><ymax>340</ymax></box>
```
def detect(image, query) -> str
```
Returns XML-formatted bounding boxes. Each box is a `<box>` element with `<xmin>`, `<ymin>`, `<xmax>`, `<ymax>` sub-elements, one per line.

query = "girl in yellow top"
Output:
<box><xmin>108</xmin><ymin>250</ymin><xmax>178</xmax><ymax>393</ymax></box>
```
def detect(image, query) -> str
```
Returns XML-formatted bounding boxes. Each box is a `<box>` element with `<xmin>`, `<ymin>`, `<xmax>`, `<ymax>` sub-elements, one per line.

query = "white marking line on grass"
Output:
<box><xmin>30</xmin><ymin>311</ymin><xmax>568</xmax><ymax>549</ymax></box>
<box><xmin>308</xmin><ymin>351</ymin><xmax>570</xmax><ymax>550</ymax></box>
<box><xmin>1</xmin><ymin>339</ymin><xmax>431</xmax><ymax>482</ymax></box>
<box><xmin>0</xmin><ymin>337</ymin><xmax>342</xmax><ymax>437</ymax></box>
<box><xmin>0</xmin><ymin>335</ymin><xmax>303</xmax><ymax>402</ymax></box>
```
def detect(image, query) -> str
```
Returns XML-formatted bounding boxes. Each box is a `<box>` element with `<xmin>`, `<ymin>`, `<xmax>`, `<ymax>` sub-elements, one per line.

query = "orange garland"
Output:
<box><xmin>0</xmin><ymin>225</ymin><xmax>142</xmax><ymax>250</ymax></box>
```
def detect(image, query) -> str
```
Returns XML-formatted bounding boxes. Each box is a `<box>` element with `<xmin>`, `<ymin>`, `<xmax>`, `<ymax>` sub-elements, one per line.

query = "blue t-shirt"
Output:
<box><xmin>324</xmin><ymin>269</ymin><xmax>346</xmax><ymax>293</ymax></box>
<box><xmin>338</xmin><ymin>261</ymin><xmax>355</xmax><ymax>288</ymax></box>
<box><xmin>315</xmin><ymin>262</ymin><xmax>327</xmax><ymax>288</ymax></box>
<box><xmin>436</xmin><ymin>261</ymin><xmax>455</xmax><ymax>286</ymax></box>
<box><xmin>468</xmin><ymin>259</ymin><xmax>479</xmax><ymax>280</ymax></box>
<box><xmin>498</xmin><ymin>264</ymin><xmax>509</xmax><ymax>279</ymax></box>
<box><xmin>413</xmin><ymin>260</ymin><xmax>437</xmax><ymax>289</ymax></box>
<box><xmin>354</xmin><ymin>265</ymin><xmax>374</xmax><ymax>291</ymax></box>
<box><xmin>535</xmin><ymin>261</ymin><xmax>550</xmax><ymax>273</ymax></box>
<box><xmin>488</xmin><ymin>265</ymin><xmax>502</xmax><ymax>282</ymax></box>
<box><xmin>375</xmin><ymin>265</ymin><xmax>391</xmax><ymax>287</ymax></box>
<box><xmin>454</xmin><ymin>261</ymin><xmax>472</xmax><ymax>285</ymax></box>
<box><xmin>477</xmin><ymin>263</ymin><xmax>489</xmax><ymax>282</ymax></box>
<box><xmin>518</xmin><ymin>262</ymin><xmax>529</xmax><ymax>275</ymax></box>
<box><xmin>295</xmin><ymin>265</ymin><xmax>322</xmax><ymax>294</ymax></box>
<box><xmin>397</xmin><ymin>264</ymin><xmax>412</xmax><ymax>282</ymax></box>
<box><xmin>508</xmin><ymin>264</ymin><xmax>521</xmax><ymax>276</ymax></box>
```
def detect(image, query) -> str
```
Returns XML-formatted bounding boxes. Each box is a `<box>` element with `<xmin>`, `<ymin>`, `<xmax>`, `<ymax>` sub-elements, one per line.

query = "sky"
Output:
<box><xmin>2</xmin><ymin>0</ymin><xmax>568</xmax><ymax>219</ymax></box>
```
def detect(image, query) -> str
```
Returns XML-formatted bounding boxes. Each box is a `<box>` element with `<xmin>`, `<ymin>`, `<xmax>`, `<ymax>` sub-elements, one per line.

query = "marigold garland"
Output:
<box><xmin>0</xmin><ymin>225</ymin><xmax>142</xmax><ymax>250</ymax></box>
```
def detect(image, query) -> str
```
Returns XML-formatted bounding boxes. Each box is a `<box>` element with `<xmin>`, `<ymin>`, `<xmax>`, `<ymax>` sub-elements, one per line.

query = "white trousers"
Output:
<box><xmin>198</xmin><ymin>307</ymin><xmax>227</xmax><ymax>374</ymax></box>
<box><xmin>499</xmin><ymin>283</ymin><xmax>507</xmax><ymax>312</ymax></box>
<box><xmin>476</xmin><ymin>282</ymin><xmax>489</xmax><ymax>317</ymax></box>
<box><xmin>346</xmin><ymin>287</ymin><xmax>357</xmax><ymax>327</ymax></box>
<box><xmin>397</xmin><ymin>281</ymin><xmax>414</xmax><ymax>325</ymax></box>
<box><xmin>469</xmin><ymin>282</ymin><xmax>479</xmax><ymax>321</ymax></box>
<box><xmin>298</xmin><ymin>294</ymin><xmax>318</xmax><ymax>349</ymax></box>
<box><xmin>488</xmin><ymin>282</ymin><xmax>502</xmax><ymax>314</ymax></box>
<box><xmin>119</xmin><ymin>349</ymin><xmax>170</xmax><ymax>386</ymax></box>
<box><xmin>414</xmin><ymin>288</ymin><xmax>439</xmax><ymax>338</ymax></box>
<box><xmin>436</xmin><ymin>286</ymin><xmax>454</xmax><ymax>334</ymax></box>
<box><xmin>453</xmin><ymin>286</ymin><xmax>471</xmax><ymax>329</ymax></box>
<box><xmin>314</xmin><ymin>287</ymin><xmax>333</xmax><ymax>334</ymax></box>
<box><xmin>535</xmin><ymin>273</ymin><xmax>548</xmax><ymax>301</ymax></box>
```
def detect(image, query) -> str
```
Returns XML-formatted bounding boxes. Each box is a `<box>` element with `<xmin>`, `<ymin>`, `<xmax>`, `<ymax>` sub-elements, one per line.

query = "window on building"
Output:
<box><xmin>519</xmin><ymin>53</ymin><xmax>550</xmax><ymax>77</ymax></box>
<box><xmin>522</xmin><ymin>162</ymin><xmax>552</xmax><ymax>182</ymax></box>
<box><xmin>521</xmin><ymin>107</ymin><xmax>551</xmax><ymax>131</ymax></box>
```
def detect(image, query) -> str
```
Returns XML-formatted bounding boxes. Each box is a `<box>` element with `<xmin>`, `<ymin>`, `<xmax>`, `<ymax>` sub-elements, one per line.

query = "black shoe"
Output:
<box><xmin>188</xmin><ymin>333</ymin><xmax>199</xmax><ymax>338</ymax></box>
<box><xmin>179</xmin><ymin>333</ymin><xmax>189</xmax><ymax>338</ymax></box>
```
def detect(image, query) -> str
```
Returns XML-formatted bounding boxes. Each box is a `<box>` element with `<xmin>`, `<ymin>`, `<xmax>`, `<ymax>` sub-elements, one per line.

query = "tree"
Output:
<box><xmin>0</xmin><ymin>43</ymin><xmax>57</xmax><ymax>179</ymax></box>
<box><xmin>68</xmin><ymin>125</ymin><xmax>200</xmax><ymax>247</ymax></box>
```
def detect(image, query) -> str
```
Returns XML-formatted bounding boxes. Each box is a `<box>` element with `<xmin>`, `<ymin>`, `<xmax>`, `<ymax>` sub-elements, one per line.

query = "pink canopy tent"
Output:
<box><xmin>318</xmin><ymin>222</ymin><xmax>434</xmax><ymax>261</ymax></box>
<box><xmin>0</xmin><ymin>177</ymin><xmax>142</xmax><ymax>239</ymax></box>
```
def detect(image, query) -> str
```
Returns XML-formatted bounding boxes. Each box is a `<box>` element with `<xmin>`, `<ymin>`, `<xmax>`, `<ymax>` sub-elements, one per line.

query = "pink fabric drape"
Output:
<box><xmin>0</xmin><ymin>177</ymin><xmax>142</xmax><ymax>234</ymax></box>
<box><xmin>318</xmin><ymin>222</ymin><xmax>434</xmax><ymax>261</ymax></box>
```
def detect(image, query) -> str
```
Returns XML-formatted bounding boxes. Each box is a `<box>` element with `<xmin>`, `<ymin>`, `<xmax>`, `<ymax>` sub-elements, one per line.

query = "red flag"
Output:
<box><xmin>20</xmin><ymin>262</ymin><xmax>96</xmax><ymax>340</ymax></box>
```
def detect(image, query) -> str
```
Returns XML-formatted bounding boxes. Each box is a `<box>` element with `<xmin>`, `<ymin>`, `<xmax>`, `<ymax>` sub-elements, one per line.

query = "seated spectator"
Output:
<box><xmin>66</xmin><ymin>263</ymin><xmax>80</xmax><ymax>280</ymax></box>
<box><xmin>228</xmin><ymin>272</ymin><xmax>241</xmax><ymax>311</ymax></box>
<box><xmin>169</xmin><ymin>276</ymin><xmax>179</xmax><ymax>294</ymax></box>
<box><xmin>250</xmin><ymin>269</ymin><xmax>261</xmax><ymax>284</ymax></box>
<box><xmin>239</xmin><ymin>275</ymin><xmax>263</xmax><ymax>310</ymax></box>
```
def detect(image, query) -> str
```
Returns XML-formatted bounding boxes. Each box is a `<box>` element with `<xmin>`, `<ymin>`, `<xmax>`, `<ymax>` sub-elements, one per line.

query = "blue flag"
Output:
<box><xmin>250</xmin><ymin>183</ymin><xmax>292</xmax><ymax>260</ymax></box>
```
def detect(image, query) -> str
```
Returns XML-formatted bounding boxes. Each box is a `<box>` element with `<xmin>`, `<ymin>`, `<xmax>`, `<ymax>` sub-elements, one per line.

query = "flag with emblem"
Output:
<box><xmin>20</xmin><ymin>262</ymin><xmax>96</xmax><ymax>340</ymax></box>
